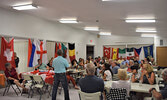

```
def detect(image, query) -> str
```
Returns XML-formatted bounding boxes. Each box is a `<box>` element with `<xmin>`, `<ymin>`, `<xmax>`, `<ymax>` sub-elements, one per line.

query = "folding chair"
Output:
<box><xmin>32</xmin><ymin>75</ymin><xmax>49</xmax><ymax>100</ymax></box>
<box><xmin>3</xmin><ymin>76</ymin><xmax>21</xmax><ymax>96</ymax></box>
<box><xmin>105</xmin><ymin>88</ymin><xmax>128</xmax><ymax>100</ymax></box>
<box><xmin>78</xmin><ymin>90</ymin><xmax>101</xmax><ymax>100</ymax></box>
<box><xmin>22</xmin><ymin>74</ymin><xmax>33</xmax><ymax>98</ymax></box>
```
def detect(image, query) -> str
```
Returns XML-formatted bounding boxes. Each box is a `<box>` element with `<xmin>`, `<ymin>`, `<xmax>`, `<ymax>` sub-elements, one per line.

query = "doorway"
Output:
<box><xmin>86</xmin><ymin>45</ymin><xmax>94</xmax><ymax>59</ymax></box>
<box><xmin>156</xmin><ymin>46</ymin><xmax>167</xmax><ymax>67</ymax></box>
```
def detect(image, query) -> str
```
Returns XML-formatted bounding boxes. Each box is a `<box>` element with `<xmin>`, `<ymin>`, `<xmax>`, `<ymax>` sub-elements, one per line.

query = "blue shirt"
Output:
<box><xmin>112</xmin><ymin>66</ymin><xmax>120</xmax><ymax>74</ymax></box>
<box><xmin>52</xmin><ymin>56</ymin><xmax>69</xmax><ymax>73</ymax></box>
<box><xmin>121</xmin><ymin>60</ymin><xmax>129</xmax><ymax>65</ymax></box>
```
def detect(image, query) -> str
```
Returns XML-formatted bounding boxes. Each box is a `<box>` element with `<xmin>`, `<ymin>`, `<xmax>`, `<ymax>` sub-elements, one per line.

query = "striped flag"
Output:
<box><xmin>68</xmin><ymin>43</ymin><xmax>76</xmax><ymax>62</ymax></box>
<box><xmin>111</xmin><ymin>48</ymin><xmax>119</xmax><ymax>60</ymax></box>
<box><xmin>119</xmin><ymin>48</ymin><xmax>126</xmax><ymax>58</ymax></box>
<box><xmin>126</xmin><ymin>48</ymin><xmax>134</xmax><ymax>60</ymax></box>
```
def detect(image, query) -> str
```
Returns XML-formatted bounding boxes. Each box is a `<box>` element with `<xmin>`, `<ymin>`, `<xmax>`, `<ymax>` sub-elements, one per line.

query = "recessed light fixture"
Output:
<box><xmin>99</xmin><ymin>32</ymin><xmax>111</xmax><ymax>35</ymax></box>
<box><xmin>125</xmin><ymin>19</ymin><xmax>156</xmax><ymax>23</ymax></box>
<box><xmin>12</xmin><ymin>4</ymin><xmax>38</xmax><ymax>10</ymax></box>
<box><xmin>84</xmin><ymin>27</ymin><xmax>99</xmax><ymax>31</ymax></box>
<box><xmin>136</xmin><ymin>28</ymin><xmax>157</xmax><ymax>33</ymax></box>
<box><xmin>141</xmin><ymin>34</ymin><xmax>156</xmax><ymax>37</ymax></box>
<box><xmin>59</xmin><ymin>18</ymin><xmax>78</xmax><ymax>23</ymax></box>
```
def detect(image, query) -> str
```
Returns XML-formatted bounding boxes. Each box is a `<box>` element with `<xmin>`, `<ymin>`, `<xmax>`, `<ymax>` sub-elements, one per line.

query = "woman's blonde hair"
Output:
<box><xmin>118</xmin><ymin>69</ymin><xmax>127</xmax><ymax>80</ymax></box>
<box><xmin>143</xmin><ymin>64</ymin><xmax>153</xmax><ymax>73</ymax></box>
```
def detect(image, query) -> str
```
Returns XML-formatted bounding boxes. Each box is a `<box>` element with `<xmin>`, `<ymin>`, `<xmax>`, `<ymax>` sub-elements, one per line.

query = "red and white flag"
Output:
<box><xmin>103</xmin><ymin>46</ymin><xmax>111</xmax><ymax>59</ymax></box>
<box><xmin>0</xmin><ymin>37</ymin><xmax>15</xmax><ymax>70</ymax></box>
<box><xmin>33</xmin><ymin>39</ymin><xmax>48</xmax><ymax>66</ymax></box>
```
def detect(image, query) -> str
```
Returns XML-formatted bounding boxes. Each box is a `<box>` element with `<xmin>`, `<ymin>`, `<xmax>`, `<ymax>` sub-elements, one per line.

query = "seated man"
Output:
<box><xmin>4</xmin><ymin>63</ymin><xmax>27</xmax><ymax>91</ymax></box>
<box><xmin>111</xmin><ymin>61</ymin><xmax>120</xmax><ymax>74</ymax></box>
<box><xmin>149</xmin><ymin>68</ymin><xmax>167</xmax><ymax>100</ymax></box>
<box><xmin>79</xmin><ymin>63</ymin><xmax>104</xmax><ymax>93</ymax></box>
<box><xmin>35</xmin><ymin>59</ymin><xmax>49</xmax><ymax>70</ymax></box>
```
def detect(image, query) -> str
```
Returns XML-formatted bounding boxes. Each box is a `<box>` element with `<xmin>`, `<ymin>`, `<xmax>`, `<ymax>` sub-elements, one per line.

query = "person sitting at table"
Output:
<box><xmin>131</xmin><ymin>64</ymin><xmax>141</xmax><ymax>83</ymax></box>
<box><xmin>111</xmin><ymin>61</ymin><xmax>120</xmax><ymax>74</ymax></box>
<box><xmin>140</xmin><ymin>64</ymin><xmax>156</xmax><ymax>85</ymax></box>
<box><xmin>77</xmin><ymin>59</ymin><xmax>85</xmax><ymax>70</ymax></box>
<box><xmin>4</xmin><ymin>63</ymin><xmax>28</xmax><ymax>92</ymax></box>
<box><xmin>149</xmin><ymin>58</ymin><xmax>156</xmax><ymax>66</ymax></box>
<box><xmin>112</xmin><ymin>69</ymin><xmax>131</xmax><ymax>96</ymax></box>
<box><xmin>71</xmin><ymin>59</ymin><xmax>78</xmax><ymax>69</ymax></box>
<box><xmin>47</xmin><ymin>57</ymin><xmax>54</xmax><ymax>70</ymax></box>
<box><xmin>117</xmin><ymin>56</ymin><xmax>124</xmax><ymax>65</ymax></box>
<box><xmin>127</xmin><ymin>60</ymin><xmax>134</xmax><ymax>72</ymax></box>
<box><xmin>102</xmin><ymin>63</ymin><xmax>113</xmax><ymax>81</ymax></box>
<box><xmin>149</xmin><ymin>68</ymin><xmax>167</xmax><ymax>100</ymax></box>
<box><xmin>79</xmin><ymin>63</ymin><xmax>104</xmax><ymax>99</ymax></box>
<box><xmin>35</xmin><ymin>59</ymin><xmax>49</xmax><ymax>70</ymax></box>
<box><xmin>94</xmin><ymin>57</ymin><xmax>99</xmax><ymax>66</ymax></box>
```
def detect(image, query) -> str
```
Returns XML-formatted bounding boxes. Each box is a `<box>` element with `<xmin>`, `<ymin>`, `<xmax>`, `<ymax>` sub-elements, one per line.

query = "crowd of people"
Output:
<box><xmin>3</xmin><ymin>50</ymin><xmax>167</xmax><ymax>100</ymax></box>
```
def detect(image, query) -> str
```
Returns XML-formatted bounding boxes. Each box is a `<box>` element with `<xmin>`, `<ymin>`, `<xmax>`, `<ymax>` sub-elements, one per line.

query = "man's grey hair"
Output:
<box><xmin>129</xmin><ymin>60</ymin><xmax>134</xmax><ymax>64</ymax></box>
<box><xmin>5</xmin><ymin>63</ymin><xmax>11</xmax><ymax>68</ymax></box>
<box><xmin>86</xmin><ymin>63</ymin><xmax>95</xmax><ymax>75</ymax></box>
<box><xmin>162</xmin><ymin>68</ymin><xmax>167</xmax><ymax>77</ymax></box>
<box><xmin>57</xmin><ymin>49</ymin><xmax>63</xmax><ymax>56</ymax></box>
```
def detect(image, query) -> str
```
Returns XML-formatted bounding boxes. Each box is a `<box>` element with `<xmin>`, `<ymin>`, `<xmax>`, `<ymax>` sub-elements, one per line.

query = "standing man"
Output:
<box><xmin>52</xmin><ymin>49</ymin><xmax>70</xmax><ymax>100</ymax></box>
<box><xmin>14</xmin><ymin>52</ymin><xmax>19</xmax><ymax>73</ymax></box>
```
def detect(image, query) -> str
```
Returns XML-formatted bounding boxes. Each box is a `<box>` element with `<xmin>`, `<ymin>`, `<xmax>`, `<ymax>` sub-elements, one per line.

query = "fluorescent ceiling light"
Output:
<box><xmin>84</xmin><ymin>27</ymin><xmax>99</xmax><ymax>31</ymax></box>
<box><xmin>136</xmin><ymin>28</ymin><xmax>157</xmax><ymax>33</ymax></box>
<box><xmin>141</xmin><ymin>34</ymin><xmax>156</xmax><ymax>37</ymax></box>
<box><xmin>102</xmin><ymin>0</ymin><xmax>112</xmax><ymax>1</ymax></box>
<box><xmin>59</xmin><ymin>18</ymin><xmax>78</xmax><ymax>23</ymax></box>
<box><xmin>125</xmin><ymin>19</ymin><xmax>156</xmax><ymax>23</ymax></box>
<box><xmin>99</xmin><ymin>32</ymin><xmax>111</xmax><ymax>35</ymax></box>
<box><xmin>12</xmin><ymin>4</ymin><xmax>38</xmax><ymax>10</ymax></box>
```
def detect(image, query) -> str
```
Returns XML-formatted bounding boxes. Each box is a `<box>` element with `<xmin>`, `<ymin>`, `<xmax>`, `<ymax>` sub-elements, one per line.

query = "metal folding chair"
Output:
<box><xmin>3</xmin><ymin>77</ymin><xmax>21</xmax><ymax>96</ymax></box>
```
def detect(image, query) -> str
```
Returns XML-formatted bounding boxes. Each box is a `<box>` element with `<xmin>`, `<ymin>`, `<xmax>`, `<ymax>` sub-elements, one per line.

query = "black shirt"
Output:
<box><xmin>15</xmin><ymin>57</ymin><xmax>19</xmax><ymax>68</ymax></box>
<box><xmin>79</xmin><ymin>75</ymin><xmax>104</xmax><ymax>93</ymax></box>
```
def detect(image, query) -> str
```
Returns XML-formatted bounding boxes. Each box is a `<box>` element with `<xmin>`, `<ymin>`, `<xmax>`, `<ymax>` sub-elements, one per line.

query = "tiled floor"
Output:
<box><xmin>0</xmin><ymin>85</ymin><xmax>80</xmax><ymax>100</ymax></box>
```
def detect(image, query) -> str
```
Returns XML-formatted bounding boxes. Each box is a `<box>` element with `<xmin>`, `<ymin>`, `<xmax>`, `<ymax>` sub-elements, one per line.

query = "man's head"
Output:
<box><xmin>109</xmin><ymin>59</ymin><xmax>113</xmax><ymax>65</ymax></box>
<box><xmin>86</xmin><ymin>63</ymin><xmax>95</xmax><ymax>75</ymax></box>
<box><xmin>14</xmin><ymin>52</ymin><xmax>17</xmax><ymax>57</ymax></box>
<box><xmin>38</xmin><ymin>59</ymin><xmax>42</xmax><ymax>65</ymax></box>
<box><xmin>57</xmin><ymin>49</ymin><xmax>63</xmax><ymax>56</ymax></box>
<box><xmin>120</xmin><ymin>56</ymin><xmax>123</xmax><ymax>60</ymax></box>
<box><xmin>136</xmin><ymin>57</ymin><xmax>139</xmax><ymax>61</ymax></box>
<box><xmin>129</xmin><ymin>60</ymin><xmax>134</xmax><ymax>66</ymax></box>
<box><xmin>151</xmin><ymin>58</ymin><xmax>154</xmax><ymax>62</ymax></box>
<box><xmin>111</xmin><ymin>61</ymin><xmax>117</xmax><ymax>67</ymax></box>
<box><xmin>5</xmin><ymin>63</ymin><xmax>12</xmax><ymax>70</ymax></box>
<box><xmin>162</xmin><ymin>68</ymin><xmax>167</xmax><ymax>82</ymax></box>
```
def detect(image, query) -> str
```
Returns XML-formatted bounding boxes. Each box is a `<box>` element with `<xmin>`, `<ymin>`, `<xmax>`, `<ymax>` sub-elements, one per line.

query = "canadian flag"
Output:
<box><xmin>0</xmin><ymin>37</ymin><xmax>15</xmax><ymax>71</ymax></box>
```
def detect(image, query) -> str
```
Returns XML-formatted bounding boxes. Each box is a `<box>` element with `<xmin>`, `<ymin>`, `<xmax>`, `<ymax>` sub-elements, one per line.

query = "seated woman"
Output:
<box><xmin>35</xmin><ymin>59</ymin><xmax>49</xmax><ymax>70</ymax></box>
<box><xmin>131</xmin><ymin>64</ymin><xmax>141</xmax><ymax>83</ymax></box>
<box><xmin>140</xmin><ymin>64</ymin><xmax>156</xmax><ymax>85</ymax></box>
<box><xmin>112</xmin><ymin>69</ymin><xmax>131</xmax><ymax>96</ymax></box>
<box><xmin>127</xmin><ymin>60</ymin><xmax>134</xmax><ymax>72</ymax></box>
<box><xmin>4</xmin><ymin>63</ymin><xmax>28</xmax><ymax>92</ymax></box>
<box><xmin>47</xmin><ymin>57</ymin><xmax>54</xmax><ymax>70</ymax></box>
<box><xmin>77</xmin><ymin>59</ymin><xmax>85</xmax><ymax>70</ymax></box>
<box><xmin>71</xmin><ymin>59</ymin><xmax>78</xmax><ymax>69</ymax></box>
<box><xmin>102</xmin><ymin>63</ymin><xmax>113</xmax><ymax>81</ymax></box>
<box><xmin>66</xmin><ymin>74</ymin><xmax>79</xmax><ymax>89</ymax></box>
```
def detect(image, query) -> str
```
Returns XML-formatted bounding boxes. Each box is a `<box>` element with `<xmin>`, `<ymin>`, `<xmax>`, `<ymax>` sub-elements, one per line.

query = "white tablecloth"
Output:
<box><xmin>105</xmin><ymin>81</ymin><xmax>160</xmax><ymax>93</ymax></box>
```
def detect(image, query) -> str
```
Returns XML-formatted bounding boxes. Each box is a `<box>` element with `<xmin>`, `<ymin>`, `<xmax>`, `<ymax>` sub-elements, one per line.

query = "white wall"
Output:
<box><xmin>0</xmin><ymin>8</ymin><xmax>98</xmax><ymax>72</ymax></box>
<box><xmin>97</xmin><ymin>35</ymin><xmax>154</xmax><ymax>57</ymax></box>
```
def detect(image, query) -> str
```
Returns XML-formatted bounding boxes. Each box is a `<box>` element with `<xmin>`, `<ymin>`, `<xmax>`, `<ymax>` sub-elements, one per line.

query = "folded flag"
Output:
<box><xmin>119</xmin><ymin>48</ymin><xmax>126</xmax><ymax>58</ymax></box>
<box><xmin>126</xmin><ymin>48</ymin><xmax>134</xmax><ymax>60</ymax></box>
<box><xmin>103</xmin><ymin>46</ymin><xmax>111</xmax><ymax>59</ymax></box>
<box><xmin>68</xmin><ymin>43</ymin><xmax>76</xmax><ymax>62</ymax></box>
<box><xmin>143</xmin><ymin>45</ymin><xmax>153</xmax><ymax>59</ymax></box>
<box><xmin>111</xmin><ymin>48</ymin><xmax>119</xmax><ymax>60</ymax></box>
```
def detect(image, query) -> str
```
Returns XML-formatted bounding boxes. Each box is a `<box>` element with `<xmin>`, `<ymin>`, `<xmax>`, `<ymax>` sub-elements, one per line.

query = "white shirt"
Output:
<box><xmin>112</xmin><ymin>80</ymin><xmax>131</xmax><ymax>96</ymax></box>
<box><xmin>104</xmin><ymin>70</ymin><xmax>112</xmax><ymax>81</ymax></box>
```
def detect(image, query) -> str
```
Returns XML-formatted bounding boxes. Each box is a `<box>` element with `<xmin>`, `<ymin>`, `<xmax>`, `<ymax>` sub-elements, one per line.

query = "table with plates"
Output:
<box><xmin>104</xmin><ymin>81</ymin><xmax>160</xmax><ymax>93</ymax></box>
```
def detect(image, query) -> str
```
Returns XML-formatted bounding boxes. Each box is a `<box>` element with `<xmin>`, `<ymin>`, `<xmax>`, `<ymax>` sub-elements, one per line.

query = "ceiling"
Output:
<box><xmin>0</xmin><ymin>0</ymin><xmax>167</xmax><ymax>37</ymax></box>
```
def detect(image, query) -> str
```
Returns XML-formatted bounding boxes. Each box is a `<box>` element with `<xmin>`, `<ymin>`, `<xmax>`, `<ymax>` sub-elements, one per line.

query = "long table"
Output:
<box><xmin>105</xmin><ymin>81</ymin><xmax>160</xmax><ymax>93</ymax></box>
